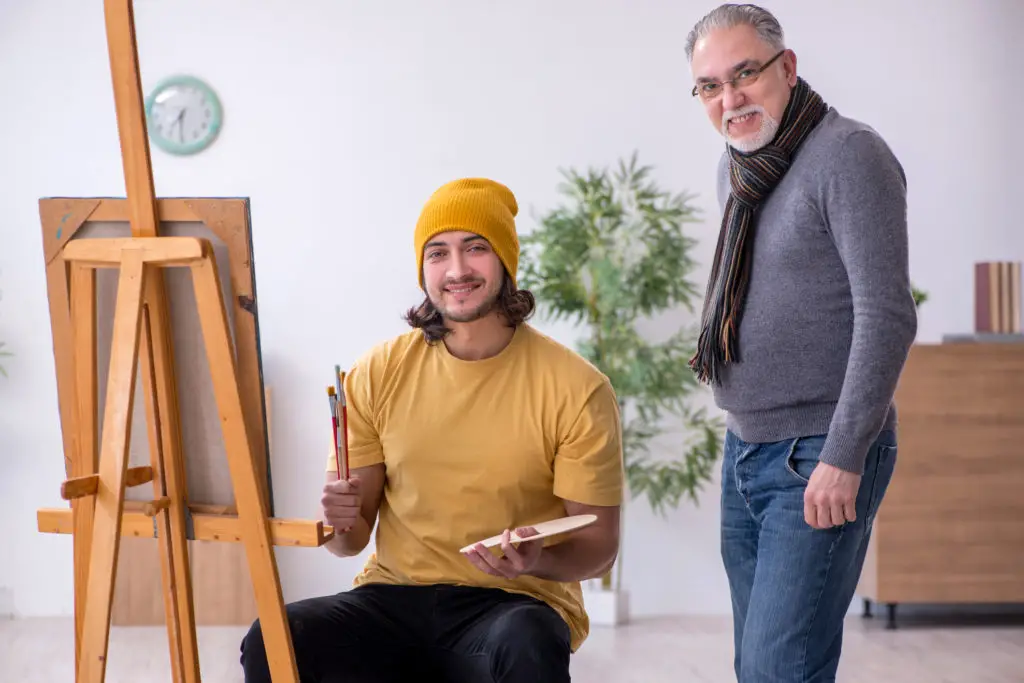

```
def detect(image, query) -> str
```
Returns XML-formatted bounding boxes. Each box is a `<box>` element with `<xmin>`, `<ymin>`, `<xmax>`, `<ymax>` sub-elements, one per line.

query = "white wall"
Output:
<box><xmin>1</xmin><ymin>0</ymin><xmax>1021</xmax><ymax>620</ymax></box>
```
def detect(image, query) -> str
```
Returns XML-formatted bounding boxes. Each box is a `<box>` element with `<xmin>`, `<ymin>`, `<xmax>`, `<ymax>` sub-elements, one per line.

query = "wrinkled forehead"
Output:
<box><xmin>690</xmin><ymin>25</ymin><xmax>775</xmax><ymax>81</ymax></box>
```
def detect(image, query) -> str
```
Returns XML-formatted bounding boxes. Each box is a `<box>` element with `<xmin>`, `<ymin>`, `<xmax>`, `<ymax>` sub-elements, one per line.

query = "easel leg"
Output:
<box><xmin>101</xmin><ymin>1</ymin><xmax>200</xmax><ymax>673</ymax></box>
<box><xmin>140</xmin><ymin>303</ymin><xmax>200</xmax><ymax>683</ymax></box>
<box><xmin>140</xmin><ymin>265</ymin><xmax>197</xmax><ymax>646</ymax></box>
<box><xmin>70</xmin><ymin>262</ymin><xmax>98</xmax><ymax>680</ymax></box>
<box><xmin>77</xmin><ymin>250</ymin><xmax>147</xmax><ymax>683</ymax></box>
<box><xmin>190</xmin><ymin>252</ymin><xmax>299</xmax><ymax>683</ymax></box>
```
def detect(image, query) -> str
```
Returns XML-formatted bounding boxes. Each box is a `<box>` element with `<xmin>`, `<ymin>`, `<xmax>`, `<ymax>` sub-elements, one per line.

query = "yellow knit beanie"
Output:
<box><xmin>414</xmin><ymin>177</ymin><xmax>520</xmax><ymax>289</ymax></box>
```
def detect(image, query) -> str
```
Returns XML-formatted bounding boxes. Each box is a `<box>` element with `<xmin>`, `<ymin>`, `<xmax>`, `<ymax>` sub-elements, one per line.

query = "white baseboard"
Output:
<box><xmin>0</xmin><ymin>587</ymin><xmax>15</xmax><ymax>619</ymax></box>
<box><xmin>584</xmin><ymin>588</ymin><xmax>629</xmax><ymax>627</ymax></box>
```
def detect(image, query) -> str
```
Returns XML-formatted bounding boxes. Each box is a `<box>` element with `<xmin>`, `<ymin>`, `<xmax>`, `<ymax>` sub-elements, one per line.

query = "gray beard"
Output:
<box><xmin>723</xmin><ymin>107</ymin><xmax>780</xmax><ymax>154</ymax></box>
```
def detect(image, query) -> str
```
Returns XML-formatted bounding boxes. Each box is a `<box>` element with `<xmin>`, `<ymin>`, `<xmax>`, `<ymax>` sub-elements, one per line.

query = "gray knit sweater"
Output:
<box><xmin>711</xmin><ymin>107</ymin><xmax>918</xmax><ymax>474</ymax></box>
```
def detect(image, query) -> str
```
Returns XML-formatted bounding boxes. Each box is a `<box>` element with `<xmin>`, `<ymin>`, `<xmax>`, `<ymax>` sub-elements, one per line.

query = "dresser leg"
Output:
<box><xmin>862</xmin><ymin>598</ymin><xmax>873</xmax><ymax>618</ymax></box>
<box><xmin>885</xmin><ymin>603</ymin><xmax>897</xmax><ymax>630</ymax></box>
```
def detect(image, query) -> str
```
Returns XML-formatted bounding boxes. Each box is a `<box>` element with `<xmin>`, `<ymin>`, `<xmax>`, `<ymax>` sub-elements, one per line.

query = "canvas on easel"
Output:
<box><xmin>39</xmin><ymin>197</ymin><xmax>280</xmax><ymax>628</ymax></box>
<box><xmin>34</xmin><ymin>2</ymin><xmax>328</xmax><ymax>682</ymax></box>
<box><xmin>37</xmin><ymin>234</ymin><xmax>324</xmax><ymax>682</ymax></box>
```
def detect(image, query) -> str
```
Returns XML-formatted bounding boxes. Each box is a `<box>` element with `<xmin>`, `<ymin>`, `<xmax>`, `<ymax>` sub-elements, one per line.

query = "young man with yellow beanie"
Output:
<box><xmin>240</xmin><ymin>178</ymin><xmax>624</xmax><ymax>682</ymax></box>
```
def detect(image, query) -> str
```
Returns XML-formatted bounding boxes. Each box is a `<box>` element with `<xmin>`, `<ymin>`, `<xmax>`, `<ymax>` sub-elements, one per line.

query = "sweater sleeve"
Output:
<box><xmin>818</xmin><ymin>129</ymin><xmax>918</xmax><ymax>474</ymax></box>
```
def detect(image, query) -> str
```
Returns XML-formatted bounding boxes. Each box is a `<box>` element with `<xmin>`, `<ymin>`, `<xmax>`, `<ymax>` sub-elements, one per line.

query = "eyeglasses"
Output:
<box><xmin>691</xmin><ymin>50</ymin><xmax>785</xmax><ymax>101</ymax></box>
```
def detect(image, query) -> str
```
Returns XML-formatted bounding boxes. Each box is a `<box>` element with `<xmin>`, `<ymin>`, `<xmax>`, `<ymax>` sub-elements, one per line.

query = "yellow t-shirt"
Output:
<box><xmin>325</xmin><ymin>323</ymin><xmax>623</xmax><ymax>651</ymax></box>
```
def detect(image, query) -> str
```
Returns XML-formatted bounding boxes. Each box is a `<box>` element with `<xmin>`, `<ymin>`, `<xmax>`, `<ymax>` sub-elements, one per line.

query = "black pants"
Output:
<box><xmin>239</xmin><ymin>583</ymin><xmax>572</xmax><ymax>682</ymax></box>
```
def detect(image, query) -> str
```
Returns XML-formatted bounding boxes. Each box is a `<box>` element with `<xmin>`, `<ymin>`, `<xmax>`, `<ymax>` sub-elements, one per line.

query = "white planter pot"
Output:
<box><xmin>584</xmin><ymin>587</ymin><xmax>629</xmax><ymax>627</ymax></box>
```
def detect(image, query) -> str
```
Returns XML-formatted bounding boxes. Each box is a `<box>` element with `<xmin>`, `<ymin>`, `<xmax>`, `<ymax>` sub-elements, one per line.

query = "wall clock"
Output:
<box><xmin>144</xmin><ymin>75</ymin><xmax>223</xmax><ymax>155</ymax></box>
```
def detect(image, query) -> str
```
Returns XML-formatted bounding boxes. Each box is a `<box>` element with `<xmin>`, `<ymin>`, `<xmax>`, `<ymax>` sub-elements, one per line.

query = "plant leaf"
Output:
<box><xmin>522</xmin><ymin>153</ymin><xmax>723</xmax><ymax>512</ymax></box>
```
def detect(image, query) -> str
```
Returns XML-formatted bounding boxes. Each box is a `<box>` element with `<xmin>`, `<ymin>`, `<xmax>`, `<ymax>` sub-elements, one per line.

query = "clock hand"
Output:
<box><xmin>174</xmin><ymin>109</ymin><xmax>185</xmax><ymax>143</ymax></box>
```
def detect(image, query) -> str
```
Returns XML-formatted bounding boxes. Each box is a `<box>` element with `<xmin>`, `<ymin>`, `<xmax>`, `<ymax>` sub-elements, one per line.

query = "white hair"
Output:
<box><xmin>685</xmin><ymin>3</ymin><xmax>786</xmax><ymax>62</ymax></box>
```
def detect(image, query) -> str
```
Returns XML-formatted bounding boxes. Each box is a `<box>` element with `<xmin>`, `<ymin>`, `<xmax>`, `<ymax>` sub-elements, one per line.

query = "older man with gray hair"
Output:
<box><xmin>685</xmin><ymin>4</ymin><xmax>917</xmax><ymax>682</ymax></box>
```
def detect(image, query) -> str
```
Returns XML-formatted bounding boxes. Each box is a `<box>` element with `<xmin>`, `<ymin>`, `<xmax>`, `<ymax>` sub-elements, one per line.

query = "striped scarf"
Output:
<box><xmin>689</xmin><ymin>77</ymin><xmax>829</xmax><ymax>386</ymax></box>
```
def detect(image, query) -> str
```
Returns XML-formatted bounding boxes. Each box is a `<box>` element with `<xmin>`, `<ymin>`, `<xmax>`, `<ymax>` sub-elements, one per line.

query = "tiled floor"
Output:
<box><xmin>3</xmin><ymin>612</ymin><xmax>1022</xmax><ymax>682</ymax></box>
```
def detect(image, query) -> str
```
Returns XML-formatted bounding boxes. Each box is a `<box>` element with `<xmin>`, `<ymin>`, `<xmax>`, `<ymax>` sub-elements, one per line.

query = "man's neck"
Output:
<box><xmin>443</xmin><ymin>314</ymin><xmax>516</xmax><ymax>361</ymax></box>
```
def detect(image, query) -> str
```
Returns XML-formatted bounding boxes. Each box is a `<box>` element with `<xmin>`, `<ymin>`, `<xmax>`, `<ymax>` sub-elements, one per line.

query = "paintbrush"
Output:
<box><xmin>327</xmin><ymin>386</ymin><xmax>342</xmax><ymax>477</ymax></box>
<box><xmin>335</xmin><ymin>367</ymin><xmax>349</xmax><ymax>480</ymax></box>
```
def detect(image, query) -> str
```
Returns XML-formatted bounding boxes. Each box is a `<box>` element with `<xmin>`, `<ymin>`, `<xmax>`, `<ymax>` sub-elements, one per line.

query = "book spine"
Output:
<box><xmin>1012</xmin><ymin>262</ymin><xmax>1022</xmax><ymax>334</ymax></box>
<box><xmin>975</xmin><ymin>262</ymin><xmax>991</xmax><ymax>333</ymax></box>
<box><xmin>975</xmin><ymin>261</ymin><xmax>1023</xmax><ymax>335</ymax></box>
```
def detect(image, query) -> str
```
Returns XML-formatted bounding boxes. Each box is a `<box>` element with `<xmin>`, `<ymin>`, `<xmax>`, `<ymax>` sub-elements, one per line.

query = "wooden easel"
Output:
<box><xmin>33</xmin><ymin>2</ymin><xmax>331</xmax><ymax>681</ymax></box>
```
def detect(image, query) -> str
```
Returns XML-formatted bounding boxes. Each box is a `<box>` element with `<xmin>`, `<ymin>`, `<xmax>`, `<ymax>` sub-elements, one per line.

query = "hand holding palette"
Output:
<box><xmin>459</xmin><ymin>514</ymin><xmax>598</xmax><ymax>553</ymax></box>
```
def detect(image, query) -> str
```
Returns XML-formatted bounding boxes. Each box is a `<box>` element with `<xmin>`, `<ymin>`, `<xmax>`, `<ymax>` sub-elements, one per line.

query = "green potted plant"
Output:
<box><xmin>519</xmin><ymin>153</ymin><xmax>723</xmax><ymax>625</ymax></box>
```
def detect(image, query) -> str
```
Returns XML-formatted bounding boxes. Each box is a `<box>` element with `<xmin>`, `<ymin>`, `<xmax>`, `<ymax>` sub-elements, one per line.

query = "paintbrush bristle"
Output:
<box><xmin>327</xmin><ymin>386</ymin><xmax>336</xmax><ymax>396</ymax></box>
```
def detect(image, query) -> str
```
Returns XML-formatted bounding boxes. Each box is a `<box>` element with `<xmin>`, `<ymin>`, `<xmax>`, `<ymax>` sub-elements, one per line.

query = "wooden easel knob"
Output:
<box><xmin>142</xmin><ymin>496</ymin><xmax>170</xmax><ymax>516</ymax></box>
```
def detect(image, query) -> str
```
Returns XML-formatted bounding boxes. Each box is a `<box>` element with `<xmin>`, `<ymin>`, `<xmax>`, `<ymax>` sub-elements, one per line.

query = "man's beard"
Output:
<box><xmin>721</xmin><ymin>104</ymin><xmax>780</xmax><ymax>153</ymax></box>
<box><xmin>430</xmin><ymin>280</ymin><xmax>500</xmax><ymax>323</ymax></box>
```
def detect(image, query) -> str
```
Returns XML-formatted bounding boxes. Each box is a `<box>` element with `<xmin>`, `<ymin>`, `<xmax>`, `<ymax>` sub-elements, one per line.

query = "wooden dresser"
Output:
<box><xmin>857</xmin><ymin>342</ymin><xmax>1024</xmax><ymax>627</ymax></box>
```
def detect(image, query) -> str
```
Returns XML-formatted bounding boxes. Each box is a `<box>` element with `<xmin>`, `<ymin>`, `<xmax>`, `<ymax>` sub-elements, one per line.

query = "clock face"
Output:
<box><xmin>145</xmin><ymin>76</ymin><xmax>223</xmax><ymax>155</ymax></box>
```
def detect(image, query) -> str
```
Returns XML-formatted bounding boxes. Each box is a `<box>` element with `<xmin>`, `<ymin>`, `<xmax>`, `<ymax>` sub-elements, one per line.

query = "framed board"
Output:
<box><xmin>40</xmin><ymin>196</ymin><xmax>273</xmax><ymax>625</ymax></box>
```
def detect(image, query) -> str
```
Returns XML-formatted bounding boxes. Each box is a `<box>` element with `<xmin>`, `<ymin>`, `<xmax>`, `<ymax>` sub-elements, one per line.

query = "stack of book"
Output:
<box><xmin>975</xmin><ymin>261</ymin><xmax>1022</xmax><ymax>334</ymax></box>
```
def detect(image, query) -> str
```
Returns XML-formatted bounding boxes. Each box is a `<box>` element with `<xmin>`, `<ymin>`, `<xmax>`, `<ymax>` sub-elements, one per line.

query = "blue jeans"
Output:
<box><xmin>720</xmin><ymin>429</ymin><xmax>897</xmax><ymax>682</ymax></box>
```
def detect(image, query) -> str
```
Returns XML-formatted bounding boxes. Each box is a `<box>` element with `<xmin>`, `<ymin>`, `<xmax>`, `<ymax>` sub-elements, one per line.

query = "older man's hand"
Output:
<box><xmin>804</xmin><ymin>463</ymin><xmax>860</xmax><ymax>529</ymax></box>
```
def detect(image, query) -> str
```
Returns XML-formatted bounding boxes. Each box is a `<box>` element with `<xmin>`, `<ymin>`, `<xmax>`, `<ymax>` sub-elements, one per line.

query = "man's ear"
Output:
<box><xmin>783</xmin><ymin>49</ymin><xmax>798</xmax><ymax>87</ymax></box>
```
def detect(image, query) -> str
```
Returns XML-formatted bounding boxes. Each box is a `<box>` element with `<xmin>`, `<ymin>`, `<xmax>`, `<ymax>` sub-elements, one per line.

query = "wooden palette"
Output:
<box><xmin>460</xmin><ymin>514</ymin><xmax>597</xmax><ymax>553</ymax></box>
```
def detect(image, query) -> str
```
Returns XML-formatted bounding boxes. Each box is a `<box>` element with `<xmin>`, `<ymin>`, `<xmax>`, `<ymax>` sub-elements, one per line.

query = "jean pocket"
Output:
<box><xmin>783</xmin><ymin>435</ymin><xmax>826</xmax><ymax>484</ymax></box>
<box><xmin>865</xmin><ymin>443</ymin><xmax>897</xmax><ymax>520</ymax></box>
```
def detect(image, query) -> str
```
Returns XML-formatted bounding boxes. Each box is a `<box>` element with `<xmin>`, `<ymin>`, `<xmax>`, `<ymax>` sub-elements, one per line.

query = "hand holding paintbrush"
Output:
<box><xmin>322</xmin><ymin>365</ymin><xmax>355</xmax><ymax>534</ymax></box>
